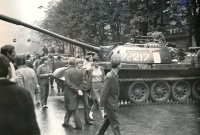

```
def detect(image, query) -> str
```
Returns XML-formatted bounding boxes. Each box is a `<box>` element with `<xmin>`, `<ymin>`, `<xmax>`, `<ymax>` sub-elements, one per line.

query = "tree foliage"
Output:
<box><xmin>38</xmin><ymin>0</ymin><xmax>200</xmax><ymax>48</ymax></box>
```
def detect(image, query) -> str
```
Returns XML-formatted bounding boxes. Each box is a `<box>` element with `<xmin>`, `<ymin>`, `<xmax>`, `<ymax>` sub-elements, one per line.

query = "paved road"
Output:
<box><xmin>35</xmin><ymin>87</ymin><xmax>200</xmax><ymax>135</ymax></box>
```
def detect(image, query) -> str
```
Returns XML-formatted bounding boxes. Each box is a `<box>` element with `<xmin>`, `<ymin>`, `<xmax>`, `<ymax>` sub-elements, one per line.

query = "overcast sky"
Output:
<box><xmin>0</xmin><ymin>0</ymin><xmax>52</xmax><ymax>47</ymax></box>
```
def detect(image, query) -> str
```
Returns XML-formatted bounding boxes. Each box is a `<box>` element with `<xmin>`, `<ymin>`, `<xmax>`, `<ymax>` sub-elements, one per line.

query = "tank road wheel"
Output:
<box><xmin>150</xmin><ymin>81</ymin><xmax>171</xmax><ymax>103</ymax></box>
<box><xmin>192</xmin><ymin>80</ymin><xmax>200</xmax><ymax>100</ymax></box>
<box><xmin>128</xmin><ymin>82</ymin><xmax>149</xmax><ymax>104</ymax></box>
<box><xmin>172</xmin><ymin>81</ymin><xmax>191</xmax><ymax>102</ymax></box>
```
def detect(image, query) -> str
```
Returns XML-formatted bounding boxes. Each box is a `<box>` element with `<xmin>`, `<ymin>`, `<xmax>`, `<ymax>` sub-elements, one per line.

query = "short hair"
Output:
<box><xmin>57</xmin><ymin>55</ymin><xmax>61</xmax><ymax>60</ymax></box>
<box><xmin>15</xmin><ymin>54</ymin><xmax>26</xmax><ymax>66</ymax></box>
<box><xmin>26</xmin><ymin>53</ymin><xmax>30</xmax><ymax>59</ymax></box>
<box><xmin>85</xmin><ymin>56</ymin><xmax>90</xmax><ymax>61</ymax></box>
<box><xmin>40</xmin><ymin>57</ymin><xmax>48</xmax><ymax>64</ymax></box>
<box><xmin>0</xmin><ymin>53</ymin><xmax>10</xmax><ymax>77</ymax></box>
<box><xmin>1</xmin><ymin>45</ymin><xmax>15</xmax><ymax>56</ymax></box>
<box><xmin>68</xmin><ymin>57</ymin><xmax>76</xmax><ymax>65</ymax></box>
<box><xmin>111</xmin><ymin>59</ymin><xmax>120</xmax><ymax>68</ymax></box>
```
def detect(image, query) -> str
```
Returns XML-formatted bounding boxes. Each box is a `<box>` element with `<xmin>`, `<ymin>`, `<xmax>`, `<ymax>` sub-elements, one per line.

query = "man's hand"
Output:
<box><xmin>78</xmin><ymin>90</ymin><xmax>83</xmax><ymax>96</ymax></box>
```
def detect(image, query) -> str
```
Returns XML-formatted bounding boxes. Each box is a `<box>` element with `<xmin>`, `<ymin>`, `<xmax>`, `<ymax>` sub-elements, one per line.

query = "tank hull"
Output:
<box><xmin>100</xmin><ymin>63</ymin><xmax>200</xmax><ymax>104</ymax></box>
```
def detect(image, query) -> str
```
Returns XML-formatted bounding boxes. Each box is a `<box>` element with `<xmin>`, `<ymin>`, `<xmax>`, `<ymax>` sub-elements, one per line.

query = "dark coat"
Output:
<box><xmin>100</xmin><ymin>70</ymin><xmax>119</xmax><ymax>111</ymax></box>
<box><xmin>53</xmin><ymin>60</ymin><xmax>65</xmax><ymax>72</ymax></box>
<box><xmin>0</xmin><ymin>79</ymin><xmax>40</xmax><ymax>135</ymax></box>
<box><xmin>26</xmin><ymin>60</ymin><xmax>33</xmax><ymax>69</ymax></box>
<box><xmin>80</xmin><ymin>68</ymin><xmax>89</xmax><ymax>92</ymax></box>
<box><xmin>64</xmin><ymin>66</ymin><xmax>83</xmax><ymax>110</ymax></box>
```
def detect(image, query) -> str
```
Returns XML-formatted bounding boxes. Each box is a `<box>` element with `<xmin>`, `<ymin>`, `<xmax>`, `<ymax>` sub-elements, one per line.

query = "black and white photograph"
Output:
<box><xmin>0</xmin><ymin>0</ymin><xmax>200</xmax><ymax>135</ymax></box>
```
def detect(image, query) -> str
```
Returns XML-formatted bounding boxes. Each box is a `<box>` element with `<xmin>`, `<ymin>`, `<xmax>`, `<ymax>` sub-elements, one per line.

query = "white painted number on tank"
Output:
<box><xmin>132</xmin><ymin>53</ymin><xmax>139</xmax><ymax>61</ymax></box>
<box><xmin>122</xmin><ymin>53</ymin><xmax>149</xmax><ymax>61</ymax></box>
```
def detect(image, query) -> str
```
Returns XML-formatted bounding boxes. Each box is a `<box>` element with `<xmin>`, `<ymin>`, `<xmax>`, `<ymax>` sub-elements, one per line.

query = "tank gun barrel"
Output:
<box><xmin>0</xmin><ymin>14</ymin><xmax>100</xmax><ymax>53</ymax></box>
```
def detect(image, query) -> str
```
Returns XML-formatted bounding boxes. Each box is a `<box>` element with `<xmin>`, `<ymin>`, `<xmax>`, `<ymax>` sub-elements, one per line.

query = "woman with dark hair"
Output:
<box><xmin>37</xmin><ymin>57</ymin><xmax>52</xmax><ymax>108</ymax></box>
<box><xmin>15</xmin><ymin>54</ymin><xmax>40</xmax><ymax>105</ymax></box>
<box><xmin>88</xmin><ymin>56</ymin><xmax>105</xmax><ymax>120</ymax></box>
<box><xmin>0</xmin><ymin>44</ymin><xmax>16</xmax><ymax>82</ymax></box>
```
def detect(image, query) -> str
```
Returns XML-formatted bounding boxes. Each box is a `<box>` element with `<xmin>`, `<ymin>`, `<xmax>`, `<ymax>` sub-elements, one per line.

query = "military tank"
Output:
<box><xmin>1</xmin><ymin>14</ymin><xmax>200</xmax><ymax>105</ymax></box>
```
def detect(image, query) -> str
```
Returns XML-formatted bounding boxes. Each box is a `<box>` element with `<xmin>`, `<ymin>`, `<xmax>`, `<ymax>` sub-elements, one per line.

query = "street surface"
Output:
<box><xmin>35</xmin><ymin>86</ymin><xmax>200</xmax><ymax>135</ymax></box>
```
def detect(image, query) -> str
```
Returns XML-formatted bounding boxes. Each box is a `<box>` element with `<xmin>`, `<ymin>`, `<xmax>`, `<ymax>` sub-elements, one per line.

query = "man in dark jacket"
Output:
<box><xmin>53</xmin><ymin>55</ymin><xmax>65</xmax><ymax>92</ymax></box>
<box><xmin>50</xmin><ymin>47</ymin><xmax>55</xmax><ymax>54</ymax></box>
<box><xmin>0</xmin><ymin>53</ymin><xmax>40</xmax><ymax>135</ymax></box>
<box><xmin>53</xmin><ymin>55</ymin><xmax>65</xmax><ymax>71</ymax></box>
<box><xmin>62</xmin><ymin>57</ymin><xmax>83</xmax><ymax>130</ymax></box>
<box><xmin>95</xmin><ymin>59</ymin><xmax>121</xmax><ymax>135</ymax></box>
<box><xmin>42</xmin><ymin>46</ymin><xmax>48</xmax><ymax>56</ymax></box>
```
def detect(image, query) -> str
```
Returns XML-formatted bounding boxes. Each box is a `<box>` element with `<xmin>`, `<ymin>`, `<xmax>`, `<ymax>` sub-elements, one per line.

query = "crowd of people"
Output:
<box><xmin>0</xmin><ymin>44</ymin><xmax>122</xmax><ymax>135</ymax></box>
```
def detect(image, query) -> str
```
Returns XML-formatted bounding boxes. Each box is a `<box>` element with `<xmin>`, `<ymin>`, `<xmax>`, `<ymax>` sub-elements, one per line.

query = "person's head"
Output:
<box><xmin>76</xmin><ymin>58</ymin><xmax>83</xmax><ymax>68</ymax></box>
<box><xmin>111</xmin><ymin>58</ymin><xmax>121</xmax><ymax>73</ymax></box>
<box><xmin>15</xmin><ymin>54</ymin><xmax>26</xmax><ymax>66</ymax></box>
<box><xmin>85</xmin><ymin>56</ymin><xmax>90</xmax><ymax>61</ymax></box>
<box><xmin>57</xmin><ymin>55</ymin><xmax>62</xmax><ymax>60</ymax></box>
<box><xmin>36</xmin><ymin>54</ymin><xmax>41</xmax><ymax>59</ymax></box>
<box><xmin>0</xmin><ymin>53</ymin><xmax>10</xmax><ymax>77</ymax></box>
<box><xmin>26</xmin><ymin>53</ymin><xmax>30</xmax><ymax>60</ymax></box>
<box><xmin>44</xmin><ymin>46</ymin><xmax>46</xmax><ymax>48</ymax></box>
<box><xmin>68</xmin><ymin>57</ymin><xmax>76</xmax><ymax>66</ymax></box>
<box><xmin>0</xmin><ymin>44</ymin><xmax>16</xmax><ymax>62</ymax></box>
<box><xmin>40</xmin><ymin>57</ymin><xmax>48</xmax><ymax>65</ymax></box>
<box><xmin>93</xmin><ymin>56</ymin><xmax>100</xmax><ymax>67</ymax></box>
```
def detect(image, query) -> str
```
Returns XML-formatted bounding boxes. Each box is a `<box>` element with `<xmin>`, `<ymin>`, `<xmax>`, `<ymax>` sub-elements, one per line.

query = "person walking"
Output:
<box><xmin>0</xmin><ymin>44</ymin><xmax>16</xmax><ymax>82</ymax></box>
<box><xmin>15</xmin><ymin>54</ymin><xmax>40</xmax><ymax>105</ymax></box>
<box><xmin>62</xmin><ymin>57</ymin><xmax>83</xmax><ymax>130</ymax></box>
<box><xmin>95</xmin><ymin>59</ymin><xmax>121</xmax><ymax>135</ymax></box>
<box><xmin>82</xmin><ymin>55</ymin><xmax>92</xmax><ymax>70</ymax></box>
<box><xmin>0</xmin><ymin>53</ymin><xmax>40</xmax><ymax>135</ymax></box>
<box><xmin>37</xmin><ymin>57</ymin><xmax>51</xmax><ymax>109</ymax></box>
<box><xmin>33</xmin><ymin>54</ymin><xmax>41</xmax><ymax>73</ymax></box>
<box><xmin>76</xmin><ymin>58</ymin><xmax>92</xmax><ymax>125</ymax></box>
<box><xmin>53</xmin><ymin>55</ymin><xmax>65</xmax><ymax>92</ymax></box>
<box><xmin>47</xmin><ymin>54</ymin><xmax>54</xmax><ymax>88</ymax></box>
<box><xmin>88</xmin><ymin>56</ymin><xmax>105</xmax><ymax>120</ymax></box>
<box><xmin>26</xmin><ymin>53</ymin><xmax>34</xmax><ymax>69</ymax></box>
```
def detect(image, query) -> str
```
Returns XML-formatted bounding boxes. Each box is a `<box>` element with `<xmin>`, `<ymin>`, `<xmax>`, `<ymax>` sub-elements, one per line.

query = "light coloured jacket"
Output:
<box><xmin>15</xmin><ymin>65</ymin><xmax>40</xmax><ymax>100</ymax></box>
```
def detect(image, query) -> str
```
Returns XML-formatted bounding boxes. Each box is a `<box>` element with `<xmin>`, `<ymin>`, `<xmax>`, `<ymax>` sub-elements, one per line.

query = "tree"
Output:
<box><xmin>163</xmin><ymin>0</ymin><xmax>200</xmax><ymax>47</ymax></box>
<box><xmin>38</xmin><ymin>0</ymin><xmax>199</xmax><ymax>48</ymax></box>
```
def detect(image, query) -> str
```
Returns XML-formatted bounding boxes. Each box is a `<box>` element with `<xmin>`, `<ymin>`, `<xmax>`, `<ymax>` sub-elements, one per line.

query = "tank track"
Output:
<box><xmin>118</xmin><ymin>100</ymin><xmax>200</xmax><ymax>106</ymax></box>
<box><xmin>53</xmin><ymin>76</ymin><xmax>200</xmax><ymax>105</ymax></box>
<box><xmin>119</xmin><ymin>76</ymin><xmax>200</xmax><ymax>105</ymax></box>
